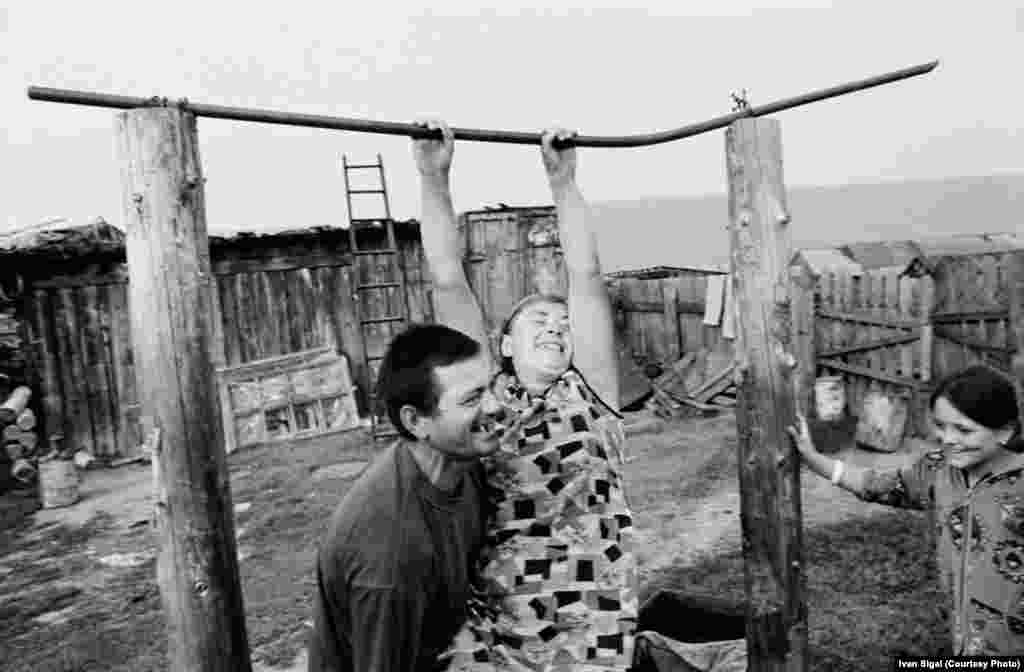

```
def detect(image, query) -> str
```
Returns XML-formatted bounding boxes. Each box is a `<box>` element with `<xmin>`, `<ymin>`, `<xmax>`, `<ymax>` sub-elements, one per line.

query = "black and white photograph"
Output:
<box><xmin>1</xmin><ymin>2</ymin><xmax>1022</xmax><ymax>670</ymax></box>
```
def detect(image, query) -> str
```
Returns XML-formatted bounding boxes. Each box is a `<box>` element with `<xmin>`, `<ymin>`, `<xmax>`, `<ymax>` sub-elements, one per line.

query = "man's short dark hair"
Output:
<box><xmin>375</xmin><ymin>323</ymin><xmax>482</xmax><ymax>441</ymax></box>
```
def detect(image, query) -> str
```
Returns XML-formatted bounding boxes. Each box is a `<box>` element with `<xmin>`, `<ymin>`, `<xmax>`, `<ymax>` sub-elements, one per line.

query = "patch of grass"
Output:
<box><xmin>643</xmin><ymin>509</ymin><xmax>947</xmax><ymax>671</ymax></box>
<box><xmin>0</xmin><ymin>430</ymin><xmax>373</xmax><ymax>672</ymax></box>
<box><xmin>229</xmin><ymin>430</ymin><xmax>374</xmax><ymax>667</ymax></box>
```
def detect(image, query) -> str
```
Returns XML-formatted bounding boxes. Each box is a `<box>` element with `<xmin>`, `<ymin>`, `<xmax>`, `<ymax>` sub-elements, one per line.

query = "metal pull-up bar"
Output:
<box><xmin>28</xmin><ymin>60</ymin><xmax>937</xmax><ymax>148</ymax></box>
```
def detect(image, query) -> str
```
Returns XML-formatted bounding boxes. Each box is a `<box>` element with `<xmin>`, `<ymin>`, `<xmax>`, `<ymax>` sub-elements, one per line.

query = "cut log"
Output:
<box><xmin>4</xmin><ymin>426</ymin><xmax>39</xmax><ymax>453</ymax></box>
<box><xmin>5</xmin><ymin>441</ymin><xmax>24</xmax><ymax>461</ymax></box>
<box><xmin>12</xmin><ymin>458</ymin><xmax>36</xmax><ymax>483</ymax></box>
<box><xmin>0</xmin><ymin>386</ymin><xmax>32</xmax><ymax>425</ymax></box>
<box><xmin>16</xmin><ymin>408</ymin><xmax>36</xmax><ymax>431</ymax></box>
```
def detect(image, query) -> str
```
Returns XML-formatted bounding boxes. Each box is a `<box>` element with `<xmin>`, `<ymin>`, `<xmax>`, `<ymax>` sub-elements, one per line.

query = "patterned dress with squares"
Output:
<box><xmin>442</xmin><ymin>369</ymin><xmax>638</xmax><ymax>671</ymax></box>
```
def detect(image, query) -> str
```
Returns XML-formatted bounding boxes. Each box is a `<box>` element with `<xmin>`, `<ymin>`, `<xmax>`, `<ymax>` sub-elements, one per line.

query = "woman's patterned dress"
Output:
<box><xmin>442</xmin><ymin>369</ymin><xmax>638</xmax><ymax>671</ymax></box>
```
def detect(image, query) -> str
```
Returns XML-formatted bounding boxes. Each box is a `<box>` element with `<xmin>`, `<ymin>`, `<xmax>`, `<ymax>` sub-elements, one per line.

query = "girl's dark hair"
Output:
<box><xmin>499</xmin><ymin>293</ymin><xmax>569</xmax><ymax>374</ymax></box>
<box><xmin>930</xmin><ymin>364</ymin><xmax>1023</xmax><ymax>452</ymax></box>
<box><xmin>376</xmin><ymin>323</ymin><xmax>482</xmax><ymax>441</ymax></box>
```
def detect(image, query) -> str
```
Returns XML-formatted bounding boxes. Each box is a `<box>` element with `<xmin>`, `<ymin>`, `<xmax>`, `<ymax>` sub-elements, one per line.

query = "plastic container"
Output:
<box><xmin>814</xmin><ymin>375</ymin><xmax>846</xmax><ymax>422</ymax></box>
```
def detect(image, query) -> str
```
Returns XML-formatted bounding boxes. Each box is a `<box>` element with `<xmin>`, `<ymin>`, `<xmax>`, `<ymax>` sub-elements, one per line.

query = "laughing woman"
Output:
<box><xmin>789</xmin><ymin>364</ymin><xmax>1024</xmax><ymax>656</ymax></box>
<box><xmin>413</xmin><ymin>119</ymin><xmax>637</xmax><ymax>671</ymax></box>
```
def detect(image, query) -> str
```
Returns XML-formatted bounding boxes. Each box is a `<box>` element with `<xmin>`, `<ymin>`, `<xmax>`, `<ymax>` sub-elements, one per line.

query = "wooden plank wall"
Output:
<box><xmin>21</xmin><ymin>262</ymin><xmax>138</xmax><ymax>458</ymax></box>
<box><xmin>18</xmin><ymin>230</ymin><xmax>435</xmax><ymax>459</ymax></box>
<box><xmin>212</xmin><ymin>234</ymin><xmax>433</xmax><ymax>415</ymax></box>
<box><xmin>605</xmin><ymin>271</ymin><xmax>732</xmax><ymax>368</ymax></box>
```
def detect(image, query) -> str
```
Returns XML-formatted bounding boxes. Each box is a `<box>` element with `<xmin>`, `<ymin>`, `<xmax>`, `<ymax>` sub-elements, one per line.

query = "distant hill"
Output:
<box><xmin>588</xmin><ymin>174</ymin><xmax>1024</xmax><ymax>272</ymax></box>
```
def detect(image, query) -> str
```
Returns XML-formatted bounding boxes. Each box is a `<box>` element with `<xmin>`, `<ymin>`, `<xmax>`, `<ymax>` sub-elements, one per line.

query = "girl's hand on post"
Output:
<box><xmin>787</xmin><ymin>413</ymin><xmax>819</xmax><ymax>459</ymax></box>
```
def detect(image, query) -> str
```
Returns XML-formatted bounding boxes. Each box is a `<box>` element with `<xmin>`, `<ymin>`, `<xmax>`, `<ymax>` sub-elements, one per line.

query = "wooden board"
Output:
<box><xmin>217</xmin><ymin>346</ymin><xmax>360</xmax><ymax>453</ymax></box>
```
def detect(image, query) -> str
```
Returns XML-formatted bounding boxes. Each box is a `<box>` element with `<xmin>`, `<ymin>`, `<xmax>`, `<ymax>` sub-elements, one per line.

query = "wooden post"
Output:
<box><xmin>116</xmin><ymin>107</ymin><xmax>252</xmax><ymax>672</ymax></box>
<box><xmin>725</xmin><ymin>118</ymin><xmax>807</xmax><ymax>671</ymax></box>
<box><xmin>789</xmin><ymin>263</ymin><xmax>818</xmax><ymax>421</ymax></box>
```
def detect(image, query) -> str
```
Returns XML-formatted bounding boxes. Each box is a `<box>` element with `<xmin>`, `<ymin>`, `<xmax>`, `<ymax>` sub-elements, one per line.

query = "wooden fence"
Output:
<box><xmin>14</xmin><ymin>225</ymin><xmax>434</xmax><ymax>460</ymax></box>
<box><xmin>605</xmin><ymin>268</ymin><xmax>732</xmax><ymax>369</ymax></box>
<box><xmin>10</xmin><ymin>215</ymin><xmax>1020</xmax><ymax>460</ymax></box>
<box><xmin>812</xmin><ymin>251</ymin><xmax>1017</xmax><ymax>438</ymax></box>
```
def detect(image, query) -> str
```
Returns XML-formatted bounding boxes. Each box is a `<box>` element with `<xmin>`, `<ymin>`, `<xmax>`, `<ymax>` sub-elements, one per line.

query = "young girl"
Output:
<box><xmin>789</xmin><ymin>364</ymin><xmax>1024</xmax><ymax>656</ymax></box>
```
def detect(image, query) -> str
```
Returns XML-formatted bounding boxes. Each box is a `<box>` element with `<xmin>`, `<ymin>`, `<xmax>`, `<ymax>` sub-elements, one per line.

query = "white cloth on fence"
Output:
<box><xmin>702</xmin><ymin>275</ymin><xmax>726</xmax><ymax>326</ymax></box>
<box><xmin>721</xmin><ymin>275</ymin><xmax>737</xmax><ymax>341</ymax></box>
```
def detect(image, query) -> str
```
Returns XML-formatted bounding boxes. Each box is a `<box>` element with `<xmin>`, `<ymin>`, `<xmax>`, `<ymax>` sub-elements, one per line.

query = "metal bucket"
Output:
<box><xmin>39</xmin><ymin>459</ymin><xmax>80</xmax><ymax>509</ymax></box>
<box><xmin>814</xmin><ymin>375</ymin><xmax>846</xmax><ymax>422</ymax></box>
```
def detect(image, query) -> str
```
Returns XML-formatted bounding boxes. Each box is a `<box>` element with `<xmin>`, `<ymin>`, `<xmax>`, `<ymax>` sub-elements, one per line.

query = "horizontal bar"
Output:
<box><xmin>27</xmin><ymin>60</ymin><xmax>937</xmax><ymax>148</ymax></box>
<box><xmin>347</xmin><ymin>189</ymin><xmax>386</xmax><ymax>194</ymax></box>
<box><xmin>351</xmin><ymin>249</ymin><xmax>398</xmax><ymax>256</ymax></box>
<box><xmin>818</xmin><ymin>332</ymin><xmax>921</xmax><ymax>359</ymax></box>
<box><xmin>345</xmin><ymin>163</ymin><xmax>382</xmax><ymax>170</ymax></box>
<box><xmin>615</xmin><ymin>298</ymin><xmax>707</xmax><ymax>315</ymax></box>
<box><xmin>816</xmin><ymin>308</ymin><xmax>922</xmax><ymax>330</ymax></box>
<box><xmin>360</xmin><ymin>315</ymin><xmax>404</xmax><ymax>325</ymax></box>
<box><xmin>932</xmin><ymin>309</ymin><xmax>1009</xmax><ymax>323</ymax></box>
<box><xmin>817</xmin><ymin>358</ymin><xmax>925</xmax><ymax>388</ymax></box>
<box><xmin>933</xmin><ymin>326</ymin><xmax>1017</xmax><ymax>354</ymax></box>
<box><xmin>356</xmin><ymin>281</ymin><xmax>401</xmax><ymax>290</ymax></box>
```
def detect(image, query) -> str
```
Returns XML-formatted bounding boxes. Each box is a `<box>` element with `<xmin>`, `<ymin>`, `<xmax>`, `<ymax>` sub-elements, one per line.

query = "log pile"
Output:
<box><xmin>645</xmin><ymin>348</ymin><xmax>739</xmax><ymax>418</ymax></box>
<box><xmin>1</xmin><ymin>385</ymin><xmax>43</xmax><ymax>485</ymax></box>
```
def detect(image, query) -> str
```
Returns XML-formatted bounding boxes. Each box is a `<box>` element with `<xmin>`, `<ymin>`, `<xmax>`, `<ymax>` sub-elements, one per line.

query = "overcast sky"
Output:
<box><xmin>2</xmin><ymin>2</ymin><xmax>1021</xmax><ymax>234</ymax></box>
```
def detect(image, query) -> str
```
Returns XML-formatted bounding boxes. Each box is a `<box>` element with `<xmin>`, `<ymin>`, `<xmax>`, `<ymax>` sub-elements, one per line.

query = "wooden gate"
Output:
<box><xmin>815</xmin><ymin>255</ymin><xmax>1017</xmax><ymax>438</ymax></box>
<box><xmin>815</xmin><ymin>267</ymin><xmax>934</xmax><ymax>436</ymax></box>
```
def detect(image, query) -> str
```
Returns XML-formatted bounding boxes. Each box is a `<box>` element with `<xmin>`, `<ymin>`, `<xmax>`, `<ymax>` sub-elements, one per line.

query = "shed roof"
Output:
<box><xmin>0</xmin><ymin>217</ymin><xmax>423</xmax><ymax>260</ymax></box>
<box><xmin>795</xmin><ymin>232</ymin><xmax>1024</xmax><ymax>276</ymax></box>
<box><xmin>0</xmin><ymin>217</ymin><xmax>125</xmax><ymax>259</ymax></box>
<box><xmin>606</xmin><ymin>264</ymin><xmax>727</xmax><ymax>280</ymax></box>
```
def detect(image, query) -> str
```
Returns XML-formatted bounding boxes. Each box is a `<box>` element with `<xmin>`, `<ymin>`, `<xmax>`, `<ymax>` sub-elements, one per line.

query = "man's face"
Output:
<box><xmin>420</xmin><ymin>353</ymin><xmax>504</xmax><ymax>460</ymax></box>
<box><xmin>501</xmin><ymin>300</ymin><xmax>573</xmax><ymax>384</ymax></box>
<box><xmin>931</xmin><ymin>396</ymin><xmax>1012</xmax><ymax>472</ymax></box>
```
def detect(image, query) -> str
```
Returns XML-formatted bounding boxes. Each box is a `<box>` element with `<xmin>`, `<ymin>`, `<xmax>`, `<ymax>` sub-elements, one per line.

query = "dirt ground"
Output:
<box><xmin>0</xmin><ymin>411</ymin><xmax>928</xmax><ymax>671</ymax></box>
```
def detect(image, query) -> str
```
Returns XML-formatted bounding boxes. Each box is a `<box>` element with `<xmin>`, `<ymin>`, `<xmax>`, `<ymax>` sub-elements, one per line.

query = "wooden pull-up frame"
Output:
<box><xmin>29</xmin><ymin>60</ymin><xmax>936</xmax><ymax>147</ymax></box>
<box><xmin>27</xmin><ymin>59</ymin><xmax>939</xmax><ymax>672</ymax></box>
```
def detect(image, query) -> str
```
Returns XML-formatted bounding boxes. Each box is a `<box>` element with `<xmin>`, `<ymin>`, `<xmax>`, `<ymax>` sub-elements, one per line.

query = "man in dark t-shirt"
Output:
<box><xmin>308</xmin><ymin>324</ymin><xmax>511</xmax><ymax>672</ymax></box>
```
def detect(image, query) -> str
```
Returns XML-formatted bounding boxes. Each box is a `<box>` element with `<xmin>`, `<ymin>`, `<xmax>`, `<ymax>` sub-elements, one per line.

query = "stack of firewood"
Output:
<box><xmin>1</xmin><ymin>385</ymin><xmax>42</xmax><ymax>484</ymax></box>
<box><xmin>645</xmin><ymin>349</ymin><xmax>739</xmax><ymax>419</ymax></box>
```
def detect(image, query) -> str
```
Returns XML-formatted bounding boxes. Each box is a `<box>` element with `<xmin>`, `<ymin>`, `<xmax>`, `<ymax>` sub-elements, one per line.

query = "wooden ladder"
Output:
<box><xmin>342</xmin><ymin>154</ymin><xmax>408</xmax><ymax>441</ymax></box>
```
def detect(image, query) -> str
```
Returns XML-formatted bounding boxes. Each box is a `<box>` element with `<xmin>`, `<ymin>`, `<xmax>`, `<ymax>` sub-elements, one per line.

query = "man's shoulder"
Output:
<box><xmin>319</xmin><ymin>441</ymin><xmax>435</xmax><ymax>582</ymax></box>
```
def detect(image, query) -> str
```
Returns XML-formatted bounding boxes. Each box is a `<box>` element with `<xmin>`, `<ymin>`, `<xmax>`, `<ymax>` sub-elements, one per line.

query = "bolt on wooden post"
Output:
<box><xmin>115</xmin><ymin>107</ymin><xmax>252</xmax><ymax>672</ymax></box>
<box><xmin>725</xmin><ymin>117</ymin><xmax>808</xmax><ymax>671</ymax></box>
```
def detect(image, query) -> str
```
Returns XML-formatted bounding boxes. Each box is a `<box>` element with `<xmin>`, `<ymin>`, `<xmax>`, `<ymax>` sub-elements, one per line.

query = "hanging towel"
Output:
<box><xmin>721</xmin><ymin>275</ymin><xmax>737</xmax><ymax>341</ymax></box>
<box><xmin>702</xmin><ymin>275</ymin><xmax>726</xmax><ymax>326</ymax></box>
